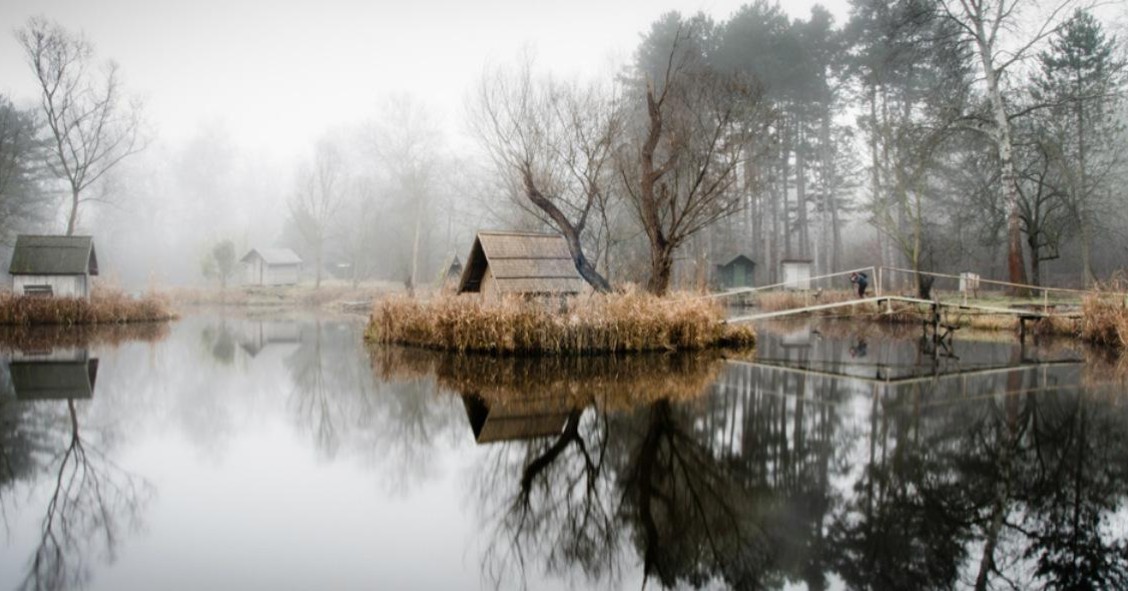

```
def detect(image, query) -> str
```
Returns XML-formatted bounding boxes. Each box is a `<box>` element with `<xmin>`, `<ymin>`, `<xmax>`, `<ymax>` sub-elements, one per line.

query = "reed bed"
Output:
<box><xmin>1081</xmin><ymin>289</ymin><xmax>1128</xmax><ymax>350</ymax></box>
<box><xmin>371</xmin><ymin>345</ymin><xmax>724</xmax><ymax>410</ymax></box>
<box><xmin>367</xmin><ymin>290</ymin><xmax>755</xmax><ymax>354</ymax></box>
<box><xmin>0</xmin><ymin>289</ymin><xmax>176</xmax><ymax>326</ymax></box>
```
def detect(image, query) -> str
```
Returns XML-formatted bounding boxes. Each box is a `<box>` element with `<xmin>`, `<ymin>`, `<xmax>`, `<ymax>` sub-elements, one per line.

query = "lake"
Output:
<box><xmin>1</xmin><ymin>312</ymin><xmax>1126</xmax><ymax>590</ymax></box>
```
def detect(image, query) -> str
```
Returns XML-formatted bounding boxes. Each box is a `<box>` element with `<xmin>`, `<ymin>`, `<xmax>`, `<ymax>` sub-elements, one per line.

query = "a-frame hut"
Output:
<box><xmin>457</xmin><ymin>231</ymin><xmax>588</xmax><ymax>300</ymax></box>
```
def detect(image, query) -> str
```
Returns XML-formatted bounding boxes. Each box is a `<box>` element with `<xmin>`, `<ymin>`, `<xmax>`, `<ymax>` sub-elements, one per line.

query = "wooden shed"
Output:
<box><xmin>714</xmin><ymin>253</ymin><xmax>756</xmax><ymax>289</ymax></box>
<box><xmin>8</xmin><ymin>235</ymin><xmax>99</xmax><ymax>298</ymax></box>
<box><xmin>456</xmin><ymin>231</ymin><xmax>588</xmax><ymax>300</ymax></box>
<box><xmin>781</xmin><ymin>259</ymin><xmax>813</xmax><ymax>290</ymax></box>
<box><xmin>241</xmin><ymin>248</ymin><xmax>302</xmax><ymax>286</ymax></box>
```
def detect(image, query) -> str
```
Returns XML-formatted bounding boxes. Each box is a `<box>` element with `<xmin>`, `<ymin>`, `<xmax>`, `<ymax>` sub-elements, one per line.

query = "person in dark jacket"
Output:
<box><xmin>850</xmin><ymin>272</ymin><xmax>869</xmax><ymax>298</ymax></box>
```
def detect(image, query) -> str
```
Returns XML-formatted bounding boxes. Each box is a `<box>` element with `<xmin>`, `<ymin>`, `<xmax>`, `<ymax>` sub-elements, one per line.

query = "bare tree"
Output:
<box><xmin>290</xmin><ymin>138</ymin><xmax>347</xmax><ymax>289</ymax></box>
<box><xmin>939</xmin><ymin>0</ymin><xmax>1082</xmax><ymax>290</ymax></box>
<box><xmin>618</xmin><ymin>20</ymin><xmax>766</xmax><ymax>295</ymax></box>
<box><xmin>470</xmin><ymin>57</ymin><xmax>619</xmax><ymax>292</ymax></box>
<box><xmin>16</xmin><ymin>17</ymin><xmax>144</xmax><ymax>236</ymax></box>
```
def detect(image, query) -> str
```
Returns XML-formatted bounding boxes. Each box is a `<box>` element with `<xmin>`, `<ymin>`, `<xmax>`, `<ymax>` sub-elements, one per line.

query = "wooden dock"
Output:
<box><xmin>726</xmin><ymin>295</ymin><xmax>1082</xmax><ymax>324</ymax></box>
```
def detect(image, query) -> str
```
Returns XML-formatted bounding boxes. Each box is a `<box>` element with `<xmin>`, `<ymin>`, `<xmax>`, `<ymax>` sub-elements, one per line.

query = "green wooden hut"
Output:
<box><xmin>714</xmin><ymin>254</ymin><xmax>756</xmax><ymax>289</ymax></box>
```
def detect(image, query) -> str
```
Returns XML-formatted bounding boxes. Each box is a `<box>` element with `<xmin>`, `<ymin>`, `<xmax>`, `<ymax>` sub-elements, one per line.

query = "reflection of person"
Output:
<box><xmin>850</xmin><ymin>272</ymin><xmax>869</xmax><ymax>298</ymax></box>
<box><xmin>849</xmin><ymin>337</ymin><xmax>868</xmax><ymax>358</ymax></box>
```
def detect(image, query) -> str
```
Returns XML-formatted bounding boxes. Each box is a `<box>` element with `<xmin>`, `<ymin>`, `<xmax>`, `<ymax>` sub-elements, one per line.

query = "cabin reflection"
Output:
<box><xmin>238</xmin><ymin>321</ymin><xmax>301</xmax><ymax>357</ymax></box>
<box><xmin>8</xmin><ymin>347</ymin><xmax>98</xmax><ymax>401</ymax></box>
<box><xmin>461</xmin><ymin>393</ymin><xmax>573</xmax><ymax>444</ymax></box>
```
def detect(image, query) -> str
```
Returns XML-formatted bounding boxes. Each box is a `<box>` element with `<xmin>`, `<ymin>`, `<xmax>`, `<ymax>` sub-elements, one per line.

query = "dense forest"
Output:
<box><xmin>1</xmin><ymin>0</ymin><xmax>1125</xmax><ymax>292</ymax></box>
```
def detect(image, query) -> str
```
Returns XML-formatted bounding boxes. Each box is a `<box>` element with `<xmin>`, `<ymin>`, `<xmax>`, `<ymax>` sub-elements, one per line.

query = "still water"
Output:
<box><xmin>0</xmin><ymin>313</ymin><xmax>1126</xmax><ymax>590</ymax></box>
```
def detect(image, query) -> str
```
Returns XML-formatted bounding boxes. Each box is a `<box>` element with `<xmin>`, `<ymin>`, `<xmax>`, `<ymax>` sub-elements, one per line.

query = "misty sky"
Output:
<box><xmin>0</xmin><ymin>0</ymin><xmax>847</xmax><ymax>160</ymax></box>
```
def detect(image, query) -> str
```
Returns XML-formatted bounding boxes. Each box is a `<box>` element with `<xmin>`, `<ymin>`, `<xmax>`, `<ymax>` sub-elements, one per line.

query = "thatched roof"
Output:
<box><xmin>9</xmin><ymin>235</ymin><xmax>98</xmax><ymax>276</ymax></box>
<box><xmin>240</xmin><ymin>248</ymin><xmax>302</xmax><ymax>266</ymax></box>
<box><xmin>457</xmin><ymin>231</ymin><xmax>587</xmax><ymax>295</ymax></box>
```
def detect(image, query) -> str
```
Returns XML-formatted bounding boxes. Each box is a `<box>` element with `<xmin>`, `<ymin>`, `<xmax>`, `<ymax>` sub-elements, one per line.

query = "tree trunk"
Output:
<box><xmin>314</xmin><ymin>241</ymin><xmax>323</xmax><ymax>289</ymax></box>
<box><xmin>781</xmin><ymin>115</ymin><xmax>793</xmax><ymax>259</ymax></box>
<box><xmin>647</xmin><ymin>242</ymin><xmax>673</xmax><ymax>296</ymax></box>
<box><xmin>974</xmin><ymin>23</ymin><xmax>1029</xmax><ymax>292</ymax></box>
<box><xmin>796</xmin><ymin>121</ymin><xmax>810</xmax><ymax>260</ymax></box>
<box><xmin>66</xmin><ymin>187</ymin><xmax>79</xmax><ymax>236</ymax></box>
<box><xmin>410</xmin><ymin>194</ymin><xmax>423</xmax><ymax>295</ymax></box>
<box><xmin>1028</xmin><ymin>226</ymin><xmax>1043</xmax><ymax>287</ymax></box>
<box><xmin>521</xmin><ymin>168</ymin><xmax>610</xmax><ymax>293</ymax></box>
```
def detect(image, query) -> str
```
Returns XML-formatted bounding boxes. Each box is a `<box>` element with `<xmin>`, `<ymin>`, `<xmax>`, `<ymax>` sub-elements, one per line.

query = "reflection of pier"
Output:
<box><xmin>726</xmin><ymin>357</ymin><xmax>1082</xmax><ymax>394</ymax></box>
<box><xmin>461</xmin><ymin>394</ymin><xmax>573</xmax><ymax>444</ymax></box>
<box><xmin>8</xmin><ymin>348</ymin><xmax>99</xmax><ymax>400</ymax></box>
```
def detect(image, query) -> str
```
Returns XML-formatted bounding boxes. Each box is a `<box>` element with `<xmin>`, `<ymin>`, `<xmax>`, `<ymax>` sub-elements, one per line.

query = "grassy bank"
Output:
<box><xmin>367</xmin><ymin>291</ymin><xmax>755</xmax><ymax>354</ymax></box>
<box><xmin>0</xmin><ymin>290</ymin><xmax>175</xmax><ymax>326</ymax></box>
<box><xmin>170</xmin><ymin>280</ymin><xmax>405</xmax><ymax>311</ymax></box>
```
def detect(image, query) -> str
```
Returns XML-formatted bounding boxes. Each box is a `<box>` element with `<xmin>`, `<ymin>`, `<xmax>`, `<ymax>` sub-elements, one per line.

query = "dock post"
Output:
<box><xmin>876</xmin><ymin>267</ymin><xmax>882</xmax><ymax>297</ymax></box>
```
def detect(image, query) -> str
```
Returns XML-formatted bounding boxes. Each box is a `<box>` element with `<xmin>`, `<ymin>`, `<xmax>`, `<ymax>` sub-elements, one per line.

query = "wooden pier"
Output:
<box><xmin>725</xmin><ymin>295</ymin><xmax>1082</xmax><ymax>324</ymax></box>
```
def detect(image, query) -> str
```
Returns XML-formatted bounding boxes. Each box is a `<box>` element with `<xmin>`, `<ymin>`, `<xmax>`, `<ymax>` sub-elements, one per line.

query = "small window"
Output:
<box><xmin>23</xmin><ymin>285</ymin><xmax>53</xmax><ymax>297</ymax></box>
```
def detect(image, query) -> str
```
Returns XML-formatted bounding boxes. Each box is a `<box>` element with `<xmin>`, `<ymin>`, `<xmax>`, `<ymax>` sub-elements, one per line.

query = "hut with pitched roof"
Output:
<box><xmin>8</xmin><ymin>235</ymin><xmax>99</xmax><ymax>298</ymax></box>
<box><xmin>457</xmin><ymin>231</ymin><xmax>588</xmax><ymax>300</ymax></box>
<box><xmin>240</xmin><ymin>248</ymin><xmax>302</xmax><ymax>286</ymax></box>
<box><xmin>713</xmin><ymin>253</ymin><xmax>757</xmax><ymax>290</ymax></box>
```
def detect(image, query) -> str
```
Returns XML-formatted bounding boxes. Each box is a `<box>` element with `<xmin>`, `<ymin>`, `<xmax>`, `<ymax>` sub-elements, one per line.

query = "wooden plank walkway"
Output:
<box><xmin>726</xmin><ymin>295</ymin><xmax>1082</xmax><ymax>324</ymax></box>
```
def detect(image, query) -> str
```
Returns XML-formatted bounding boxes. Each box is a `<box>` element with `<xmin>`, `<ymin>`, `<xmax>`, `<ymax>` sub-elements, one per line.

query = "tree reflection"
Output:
<box><xmin>18</xmin><ymin>398</ymin><xmax>151</xmax><ymax>591</ymax></box>
<box><xmin>370</xmin><ymin>326</ymin><xmax>1128</xmax><ymax>590</ymax></box>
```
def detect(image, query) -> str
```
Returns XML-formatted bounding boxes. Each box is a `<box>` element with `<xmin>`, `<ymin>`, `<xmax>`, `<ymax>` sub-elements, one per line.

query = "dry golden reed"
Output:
<box><xmin>1081</xmin><ymin>289</ymin><xmax>1128</xmax><ymax>350</ymax></box>
<box><xmin>756</xmin><ymin>289</ymin><xmax>857</xmax><ymax>313</ymax></box>
<box><xmin>0</xmin><ymin>289</ymin><xmax>176</xmax><ymax>326</ymax></box>
<box><xmin>366</xmin><ymin>290</ymin><xmax>755</xmax><ymax>354</ymax></box>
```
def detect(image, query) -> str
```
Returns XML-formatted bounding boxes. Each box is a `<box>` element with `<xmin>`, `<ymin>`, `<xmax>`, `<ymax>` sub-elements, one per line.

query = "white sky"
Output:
<box><xmin>0</xmin><ymin>0</ymin><xmax>848</xmax><ymax>160</ymax></box>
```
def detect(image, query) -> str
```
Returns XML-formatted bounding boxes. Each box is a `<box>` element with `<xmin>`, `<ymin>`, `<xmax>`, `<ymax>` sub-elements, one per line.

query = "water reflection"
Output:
<box><xmin>0</xmin><ymin>334</ymin><xmax>158</xmax><ymax>591</ymax></box>
<box><xmin>375</xmin><ymin>322</ymin><xmax>1128</xmax><ymax>590</ymax></box>
<box><xmin>0</xmin><ymin>315</ymin><xmax>1125</xmax><ymax>590</ymax></box>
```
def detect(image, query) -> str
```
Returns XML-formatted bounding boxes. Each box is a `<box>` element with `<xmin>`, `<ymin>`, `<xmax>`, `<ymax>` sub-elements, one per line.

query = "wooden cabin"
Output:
<box><xmin>456</xmin><ymin>231</ymin><xmax>588</xmax><ymax>300</ymax></box>
<box><xmin>714</xmin><ymin>254</ymin><xmax>756</xmax><ymax>289</ymax></box>
<box><xmin>241</xmin><ymin>248</ymin><xmax>302</xmax><ymax>286</ymax></box>
<box><xmin>8</xmin><ymin>235</ymin><xmax>99</xmax><ymax>298</ymax></box>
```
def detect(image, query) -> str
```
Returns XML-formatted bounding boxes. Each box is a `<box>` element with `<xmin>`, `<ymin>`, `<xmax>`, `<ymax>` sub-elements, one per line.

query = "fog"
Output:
<box><xmin>1</xmin><ymin>0</ymin><xmax>1126</xmax><ymax>291</ymax></box>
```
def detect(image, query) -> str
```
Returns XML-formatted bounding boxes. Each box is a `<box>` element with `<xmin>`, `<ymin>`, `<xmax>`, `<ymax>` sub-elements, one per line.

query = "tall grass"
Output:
<box><xmin>1081</xmin><ymin>289</ymin><xmax>1128</xmax><ymax>350</ymax></box>
<box><xmin>367</xmin><ymin>290</ymin><xmax>755</xmax><ymax>354</ymax></box>
<box><xmin>756</xmin><ymin>289</ymin><xmax>859</xmax><ymax>313</ymax></box>
<box><xmin>0</xmin><ymin>289</ymin><xmax>175</xmax><ymax>326</ymax></box>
